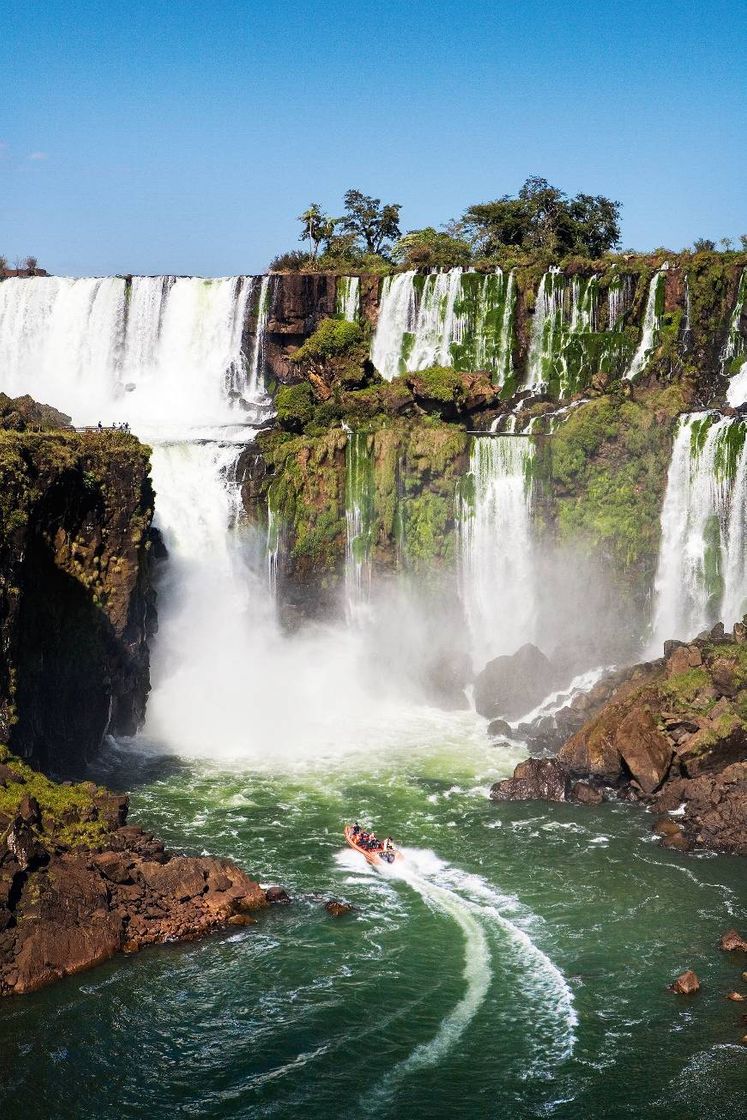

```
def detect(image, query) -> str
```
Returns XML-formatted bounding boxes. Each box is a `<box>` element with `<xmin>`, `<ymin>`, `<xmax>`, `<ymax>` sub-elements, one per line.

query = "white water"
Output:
<box><xmin>371</xmin><ymin>268</ymin><xmax>514</xmax><ymax>384</ymax></box>
<box><xmin>650</xmin><ymin>412</ymin><xmax>747</xmax><ymax>650</ymax></box>
<box><xmin>336</xmin><ymin>276</ymin><xmax>360</xmax><ymax>322</ymax></box>
<box><xmin>0</xmin><ymin>274</ymin><xmax>262</xmax><ymax>429</ymax></box>
<box><xmin>460</xmin><ymin>436</ymin><xmax>537</xmax><ymax>668</ymax></box>
<box><xmin>525</xmin><ymin>268</ymin><xmax>564</xmax><ymax>392</ymax></box>
<box><xmin>625</xmin><ymin>270</ymin><xmax>665</xmax><ymax>380</ymax></box>
<box><xmin>342</xmin><ymin>844</ymin><xmax>576</xmax><ymax>1104</ymax></box>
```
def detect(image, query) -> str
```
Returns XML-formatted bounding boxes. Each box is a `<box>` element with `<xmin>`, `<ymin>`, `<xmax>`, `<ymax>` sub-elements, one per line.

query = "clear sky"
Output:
<box><xmin>1</xmin><ymin>0</ymin><xmax>745</xmax><ymax>276</ymax></box>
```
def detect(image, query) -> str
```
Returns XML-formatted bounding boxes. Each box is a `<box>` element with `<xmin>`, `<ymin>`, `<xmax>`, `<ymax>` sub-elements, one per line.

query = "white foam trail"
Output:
<box><xmin>355</xmin><ymin>846</ymin><xmax>576</xmax><ymax>1105</ymax></box>
<box><xmin>512</xmin><ymin>665</ymin><xmax>613</xmax><ymax>726</ymax></box>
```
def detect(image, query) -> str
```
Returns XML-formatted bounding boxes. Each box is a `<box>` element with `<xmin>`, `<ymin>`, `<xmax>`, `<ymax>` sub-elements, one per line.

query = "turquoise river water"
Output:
<box><xmin>0</xmin><ymin>713</ymin><xmax>745</xmax><ymax>1120</ymax></box>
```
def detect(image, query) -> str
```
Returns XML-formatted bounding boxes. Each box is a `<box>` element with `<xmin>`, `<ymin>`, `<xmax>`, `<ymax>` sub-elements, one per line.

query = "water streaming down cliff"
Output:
<box><xmin>625</xmin><ymin>270</ymin><xmax>666</xmax><ymax>380</ymax></box>
<box><xmin>650</xmin><ymin>411</ymin><xmax>747</xmax><ymax>650</ymax></box>
<box><xmin>723</xmin><ymin>268</ymin><xmax>747</xmax><ymax>406</ymax></box>
<box><xmin>336</xmin><ymin>276</ymin><xmax>360</xmax><ymax>322</ymax></box>
<box><xmin>459</xmin><ymin>435</ymin><xmax>537</xmax><ymax>667</ymax></box>
<box><xmin>524</xmin><ymin>270</ymin><xmax>630</xmax><ymax>397</ymax></box>
<box><xmin>371</xmin><ymin>268</ymin><xmax>515</xmax><ymax>385</ymax></box>
<box><xmin>344</xmin><ymin>428</ymin><xmax>375</xmax><ymax>622</ymax></box>
<box><xmin>0</xmin><ymin>274</ymin><xmax>263</xmax><ymax>427</ymax></box>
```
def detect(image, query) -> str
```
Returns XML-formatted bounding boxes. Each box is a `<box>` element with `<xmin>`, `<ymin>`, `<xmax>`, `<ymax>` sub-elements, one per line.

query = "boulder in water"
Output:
<box><xmin>490</xmin><ymin>758</ymin><xmax>569</xmax><ymax>802</ymax></box>
<box><xmin>670</xmin><ymin>970</ymin><xmax>700</xmax><ymax>995</ymax></box>
<box><xmin>324</xmin><ymin>900</ymin><xmax>354</xmax><ymax>917</ymax></box>
<box><xmin>720</xmin><ymin>929</ymin><xmax>747</xmax><ymax>952</ymax></box>
<box><xmin>474</xmin><ymin>643</ymin><xmax>556</xmax><ymax>722</ymax></box>
<box><xmin>487</xmin><ymin>718</ymin><xmax>513</xmax><ymax>740</ymax></box>
<box><xmin>265</xmin><ymin>886</ymin><xmax>291</xmax><ymax>905</ymax></box>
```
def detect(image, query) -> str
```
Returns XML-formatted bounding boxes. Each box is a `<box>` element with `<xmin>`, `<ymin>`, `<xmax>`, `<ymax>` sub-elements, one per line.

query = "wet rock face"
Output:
<box><xmin>671</xmin><ymin>969</ymin><xmax>700</xmax><ymax>995</ymax></box>
<box><xmin>0</xmin><ymin>426</ymin><xmax>156</xmax><ymax>771</ymax></box>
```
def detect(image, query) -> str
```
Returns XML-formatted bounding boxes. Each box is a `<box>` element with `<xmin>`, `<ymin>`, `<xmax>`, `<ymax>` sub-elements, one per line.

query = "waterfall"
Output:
<box><xmin>607</xmin><ymin>274</ymin><xmax>632</xmax><ymax>331</ymax></box>
<box><xmin>723</xmin><ymin>268</ymin><xmax>747</xmax><ymax>406</ymax></box>
<box><xmin>625</xmin><ymin>270</ymin><xmax>665</xmax><ymax>380</ymax></box>
<box><xmin>248</xmin><ymin>275</ymin><xmax>272</xmax><ymax>400</ymax></box>
<box><xmin>371</xmin><ymin>268</ymin><xmax>515</xmax><ymax>385</ymax></box>
<box><xmin>459</xmin><ymin>435</ymin><xmax>537</xmax><ymax>668</ymax></box>
<box><xmin>525</xmin><ymin>269</ymin><xmax>565</xmax><ymax>393</ymax></box>
<box><xmin>650</xmin><ymin>411</ymin><xmax>747</xmax><ymax>649</ymax></box>
<box><xmin>0</xmin><ymin>274</ymin><xmax>264</xmax><ymax>428</ymax></box>
<box><xmin>722</xmin><ymin>267</ymin><xmax>747</xmax><ymax>370</ymax></box>
<box><xmin>344</xmin><ymin>429</ymin><xmax>375</xmax><ymax>622</ymax></box>
<box><xmin>336</xmin><ymin>276</ymin><xmax>360</xmax><ymax>322</ymax></box>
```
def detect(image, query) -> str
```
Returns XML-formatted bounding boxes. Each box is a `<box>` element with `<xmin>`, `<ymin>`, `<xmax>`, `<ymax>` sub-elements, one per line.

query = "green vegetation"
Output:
<box><xmin>0</xmin><ymin>744</ymin><xmax>111</xmax><ymax>848</ymax></box>
<box><xmin>392</xmin><ymin>227</ymin><xmax>472</xmax><ymax>270</ymax></box>
<box><xmin>290</xmin><ymin>318</ymin><xmax>363</xmax><ymax>363</ymax></box>
<box><xmin>459</xmin><ymin>176</ymin><xmax>622</xmax><ymax>259</ymax></box>
<box><xmin>548</xmin><ymin>385</ymin><xmax>686</xmax><ymax>583</ymax></box>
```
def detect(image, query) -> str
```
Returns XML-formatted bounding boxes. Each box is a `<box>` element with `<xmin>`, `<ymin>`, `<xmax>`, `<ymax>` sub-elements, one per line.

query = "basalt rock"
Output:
<box><xmin>0</xmin><ymin>749</ymin><xmax>271</xmax><ymax>997</ymax></box>
<box><xmin>490</xmin><ymin>758</ymin><xmax>569</xmax><ymax>803</ymax></box>
<box><xmin>720</xmin><ymin>929</ymin><xmax>747</xmax><ymax>953</ymax></box>
<box><xmin>0</xmin><ymin>420</ymin><xmax>157</xmax><ymax>771</ymax></box>
<box><xmin>324</xmin><ymin>900</ymin><xmax>354</xmax><ymax>917</ymax></box>
<box><xmin>671</xmin><ymin>970</ymin><xmax>700</xmax><ymax>995</ymax></box>
<box><xmin>474</xmin><ymin>643</ymin><xmax>556</xmax><ymax>722</ymax></box>
<box><xmin>493</xmin><ymin>635</ymin><xmax>747</xmax><ymax>856</ymax></box>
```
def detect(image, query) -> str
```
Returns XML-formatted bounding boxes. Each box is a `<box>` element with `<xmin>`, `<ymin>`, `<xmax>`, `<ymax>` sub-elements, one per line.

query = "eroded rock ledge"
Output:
<box><xmin>491</xmin><ymin>624</ymin><xmax>747</xmax><ymax>856</ymax></box>
<box><xmin>0</xmin><ymin>746</ymin><xmax>275</xmax><ymax>996</ymax></box>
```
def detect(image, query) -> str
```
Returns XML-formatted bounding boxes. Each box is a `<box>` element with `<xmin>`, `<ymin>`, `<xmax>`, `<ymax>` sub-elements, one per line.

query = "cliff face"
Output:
<box><xmin>0</xmin><ymin>422</ymin><xmax>156</xmax><ymax>772</ymax></box>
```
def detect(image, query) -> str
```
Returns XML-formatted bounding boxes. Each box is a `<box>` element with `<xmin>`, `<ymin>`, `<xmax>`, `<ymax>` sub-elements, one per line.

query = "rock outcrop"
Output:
<box><xmin>474</xmin><ymin>643</ymin><xmax>556</xmax><ymax>722</ymax></box>
<box><xmin>0</xmin><ymin>414</ymin><xmax>156</xmax><ymax>771</ymax></box>
<box><xmin>491</xmin><ymin>626</ymin><xmax>747</xmax><ymax>855</ymax></box>
<box><xmin>0</xmin><ymin>746</ymin><xmax>275</xmax><ymax>996</ymax></box>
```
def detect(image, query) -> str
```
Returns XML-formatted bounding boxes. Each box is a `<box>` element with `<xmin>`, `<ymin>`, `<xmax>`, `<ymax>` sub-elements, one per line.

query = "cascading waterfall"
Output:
<box><xmin>371</xmin><ymin>268</ymin><xmax>515</xmax><ymax>385</ymax></box>
<box><xmin>607</xmin><ymin>274</ymin><xmax>632</xmax><ymax>331</ymax></box>
<box><xmin>0</xmin><ymin>274</ymin><xmax>263</xmax><ymax>428</ymax></box>
<box><xmin>650</xmin><ymin>411</ymin><xmax>747</xmax><ymax>650</ymax></box>
<box><xmin>625</xmin><ymin>270</ymin><xmax>665</xmax><ymax>380</ymax></box>
<box><xmin>524</xmin><ymin>270</ymin><xmax>627</xmax><ymax>398</ymax></box>
<box><xmin>336</xmin><ymin>276</ymin><xmax>360</xmax><ymax>322</ymax></box>
<box><xmin>248</xmin><ymin>275</ymin><xmax>272</xmax><ymax>399</ymax></box>
<box><xmin>525</xmin><ymin>268</ymin><xmax>565</xmax><ymax>393</ymax></box>
<box><xmin>723</xmin><ymin>268</ymin><xmax>747</xmax><ymax>407</ymax></box>
<box><xmin>459</xmin><ymin>435</ymin><xmax>537</xmax><ymax>667</ymax></box>
<box><xmin>344</xmin><ymin>428</ymin><xmax>375</xmax><ymax>621</ymax></box>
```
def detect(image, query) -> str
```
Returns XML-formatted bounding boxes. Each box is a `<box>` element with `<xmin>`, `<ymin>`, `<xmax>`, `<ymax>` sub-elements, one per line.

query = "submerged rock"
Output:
<box><xmin>474</xmin><ymin>644</ymin><xmax>556</xmax><ymax>722</ymax></box>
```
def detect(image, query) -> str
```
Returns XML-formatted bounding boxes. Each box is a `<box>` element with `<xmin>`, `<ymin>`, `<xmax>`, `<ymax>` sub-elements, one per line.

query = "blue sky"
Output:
<box><xmin>1</xmin><ymin>0</ymin><xmax>745</xmax><ymax>276</ymax></box>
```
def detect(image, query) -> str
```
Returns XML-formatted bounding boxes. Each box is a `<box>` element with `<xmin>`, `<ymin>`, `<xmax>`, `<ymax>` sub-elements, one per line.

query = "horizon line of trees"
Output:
<box><xmin>0</xmin><ymin>255</ymin><xmax>41</xmax><ymax>273</ymax></box>
<box><xmin>270</xmin><ymin>178</ymin><xmax>747</xmax><ymax>273</ymax></box>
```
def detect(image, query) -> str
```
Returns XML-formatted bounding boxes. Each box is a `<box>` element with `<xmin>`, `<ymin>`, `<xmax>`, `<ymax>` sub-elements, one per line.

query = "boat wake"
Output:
<box><xmin>338</xmin><ymin>845</ymin><xmax>577</xmax><ymax>1107</ymax></box>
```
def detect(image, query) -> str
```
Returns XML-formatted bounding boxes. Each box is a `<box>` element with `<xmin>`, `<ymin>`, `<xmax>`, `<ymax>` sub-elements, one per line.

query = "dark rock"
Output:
<box><xmin>671</xmin><ymin>969</ymin><xmax>700</xmax><ymax>994</ymax></box>
<box><xmin>265</xmin><ymin>886</ymin><xmax>291</xmax><ymax>905</ymax></box>
<box><xmin>570</xmin><ymin>782</ymin><xmax>604</xmax><ymax>805</ymax></box>
<box><xmin>487</xmin><ymin>718</ymin><xmax>513</xmax><ymax>740</ymax></box>
<box><xmin>490</xmin><ymin>758</ymin><xmax>569</xmax><ymax>802</ymax></box>
<box><xmin>0</xmin><ymin>763</ymin><xmax>24</xmax><ymax>787</ymax></box>
<box><xmin>474</xmin><ymin>644</ymin><xmax>556</xmax><ymax>722</ymax></box>
<box><xmin>324</xmin><ymin>900</ymin><xmax>354</xmax><ymax>917</ymax></box>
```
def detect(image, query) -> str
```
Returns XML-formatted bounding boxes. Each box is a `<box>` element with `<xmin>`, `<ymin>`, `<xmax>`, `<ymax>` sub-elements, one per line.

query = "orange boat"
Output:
<box><xmin>344</xmin><ymin>824</ymin><xmax>402</xmax><ymax>868</ymax></box>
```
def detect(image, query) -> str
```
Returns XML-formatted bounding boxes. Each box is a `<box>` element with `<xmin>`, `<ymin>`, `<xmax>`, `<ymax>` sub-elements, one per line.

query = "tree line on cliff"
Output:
<box><xmin>270</xmin><ymin>178</ymin><xmax>747</xmax><ymax>274</ymax></box>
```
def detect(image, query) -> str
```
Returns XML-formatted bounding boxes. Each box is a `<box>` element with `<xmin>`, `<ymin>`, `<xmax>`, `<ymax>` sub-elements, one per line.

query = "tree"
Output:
<box><xmin>298</xmin><ymin>203</ymin><xmax>335</xmax><ymax>259</ymax></box>
<box><xmin>22</xmin><ymin>255</ymin><xmax>38</xmax><ymax>272</ymax></box>
<box><xmin>720</xmin><ymin>237</ymin><xmax>735</xmax><ymax>252</ymax></box>
<box><xmin>692</xmin><ymin>238</ymin><xmax>716</xmax><ymax>253</ymax></box>
<box><xmin>340</xmin><ymin>189</ymin><xmax>401</xmax><ymax>255</ymax></box>
<box><xmin>462</xmin><ymin>177</ymin><xmax>621</xmax><ymax>258</ymax></box>
<box><xmin>740</xmin><ymin>234</ymin><xmax>747</xmax><ymax>251</ymax></box>
<box><xmin>392</xmin><ymin>227</ymin><xmax>472</xmax><ymax>269</ymax></box>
